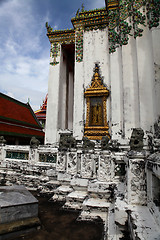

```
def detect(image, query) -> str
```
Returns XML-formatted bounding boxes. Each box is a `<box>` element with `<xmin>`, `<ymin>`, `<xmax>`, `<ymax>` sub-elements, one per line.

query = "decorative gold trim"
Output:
<box><xmin>84</xmin><ymin>64</ymin><xmax>110</xmax><ymax>140</ymax></box>
<box><xmin>86</xmin><ymin>97</ymin><xmax>90</xmax><ymax>127</ymax></box>
<box><xmin>47</xmin><ymin>29</ymin><xmax>75</xmax><ymax>44</ymax></box>
<box><xmin>106</xmin><ymin>0</ymin><xmax>119</xmax><ymax>10</ymax></box>
<box><xmin>84</xmin><ymin>127</ymin><xmax>110</xmax><ymax>140</ymax></box>
<box><xmin>103</xmin><ymin>96</ymin><xmax>107</xmax><ymax>126</ymax></box>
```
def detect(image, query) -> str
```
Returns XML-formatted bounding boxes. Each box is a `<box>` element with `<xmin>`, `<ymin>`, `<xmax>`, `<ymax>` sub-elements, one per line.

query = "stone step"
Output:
<box><xmin>37</xmin><ymin>180</ymin><xmax>60</xmax><ymax>194</ymax></box>
<box><xmin>128</xmin><ymin>206</ymin><xmax>160</xmax><ymax>240</ymax></box>
<box><xmin>70</xmin><ymin>178</ymin><xmax>89</xmax><ymax>191</ymax></box>
<box><xmin>78</xmin><ymin>210</ymin><xmax>107</xmax><ymax>222</ymax></box>
<box><xmin>88</xmin><ymin>181</ymin><xmax>115</xmax><ymax>199</ymax></box>
<box><xmin>63</xmin><ymin>191</ymin><xmax>88</xmax><ymax>210</ymax></box>
<box><xmin>45</xmin><ymin>180</ymin><xmax>60</xmax><ymax>188</ymax></box>
<box><xmin>66</xmin><ymin>190</ymin><xmax>88</xmax><ymax>201</ymax></box>
<box><xmin>83</xmin><ymin>198</ymin><xmax>110</xmax><ymax>212</ymax></box>
<box><xmin>49</xmin><ymin>185</ymin><xmax>73</xmax><ymax>202</ymax></box>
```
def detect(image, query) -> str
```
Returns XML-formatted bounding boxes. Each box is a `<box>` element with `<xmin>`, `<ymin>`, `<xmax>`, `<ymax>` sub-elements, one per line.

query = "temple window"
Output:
<box><xmin>84</xmin><ymin>64</ymin><xmax>110</xmax><ymax>140</ymax></box>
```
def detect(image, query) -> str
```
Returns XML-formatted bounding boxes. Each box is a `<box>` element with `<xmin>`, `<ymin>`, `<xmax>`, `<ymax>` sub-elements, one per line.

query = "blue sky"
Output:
<box><xmin>0</xmin><ymin>0</ymin><xmax>105</xmax><ymax>111</ymax></box>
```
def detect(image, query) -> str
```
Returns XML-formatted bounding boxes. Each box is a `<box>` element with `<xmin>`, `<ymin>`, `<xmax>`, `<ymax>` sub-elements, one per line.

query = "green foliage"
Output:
<box><xmin>108</xmin><ymin>0</ymin><xmax>160</xmax><ymax>53</ymax></box>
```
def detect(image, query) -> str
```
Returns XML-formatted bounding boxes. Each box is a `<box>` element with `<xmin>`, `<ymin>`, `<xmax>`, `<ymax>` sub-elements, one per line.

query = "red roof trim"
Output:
<box><xmin>0</xmin><ymin>130</ymin><xmax>44</xmax><ymax>139</ymax></box>
<box><xmin>0</xmin><ymin>116</ymin><xmax>42</xmax><ymax>129</ymax></box>
<box><xmin>0</xmin><ymin>122</ymin><xmax>44</xmax><ymax>137</ymax></box>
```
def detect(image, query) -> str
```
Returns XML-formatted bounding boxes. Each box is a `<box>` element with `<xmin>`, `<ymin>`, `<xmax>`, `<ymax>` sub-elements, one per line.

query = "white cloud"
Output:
<box><xmin>0</xmin><ymin>0</ymin><xmax>106</xmax><ymax>112</ymax></box>
<box><xmin>7</xmin><ymin>91</ymin><xmax>15</xmax><ymax>99</ymax></box>
<box><xmin>0</xmin><ymin>0</ymin><xmax>50</xmax><ymax>111</ymax></box>
<box><xmin>0</xmin><ymin>54</ymin><xmax>49</xmax><ymax>110</ymax></box>
<box><xmin>89</xmin><ymin>0</ymin><xmax>105</xmax><ymax>9</ymax></box>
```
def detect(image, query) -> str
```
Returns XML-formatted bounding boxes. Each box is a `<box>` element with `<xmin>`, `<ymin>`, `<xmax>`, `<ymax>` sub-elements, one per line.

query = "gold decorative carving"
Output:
<box><xmin>47</xmin><ymin>29</ymin><xmax>75</xmax><ymax>44</ymax></box>
<box><xmin>84</xmin><ymin>64</ymin><xmax>110</xmax><ymax>140</ymax></box>
<box><xmin>106</xmin><ymin>0</ymin><xmax>119</xmax><ymax>10</ymax></box>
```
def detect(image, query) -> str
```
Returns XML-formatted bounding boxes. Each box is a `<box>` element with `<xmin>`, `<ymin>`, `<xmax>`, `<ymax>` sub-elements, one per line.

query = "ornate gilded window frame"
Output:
<box><xmin>84</xmin><ymin>64</ymin><xmax>110</xmax><ymax>140</ymax></box>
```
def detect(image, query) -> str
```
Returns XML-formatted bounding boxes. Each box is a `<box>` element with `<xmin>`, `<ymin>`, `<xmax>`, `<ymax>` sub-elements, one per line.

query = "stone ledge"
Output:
<box><xmin>0</xmin><ymin>217</ymin><xmax>40</xmax><ymax>235</ymax></box>
<box><xmin>83</xmin><ymin>198</ymin><xmax>110</xmax><ymax>209</ymax></box>
<box><xmin>78</xmin><ymin>210</ymin><xmax>107</xmax><ymax>222</ymax></box>
<box><xmin>128</xmin><ymin>206</ymin><xmax>160</xmax><ymax>240</ymax></box>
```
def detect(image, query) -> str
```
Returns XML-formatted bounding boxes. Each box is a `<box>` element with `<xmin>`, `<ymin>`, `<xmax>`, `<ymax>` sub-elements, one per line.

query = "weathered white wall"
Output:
<box><xmin>73</xmin><ymin>28</ymin><xmax>111</xmax><ymax>140</ymax></box>
<box><xmin>110</xmin><ymin>47</ymin><xmax>124</xmax><ymax>140</ymax></box>
<box><xmin>109</xmin><ymin>24</ymin><xmax>159</xmax><ymax>141</ymax></box>
<box><xmin>46</xmin><ymin>22</ymin><xmax>160</xmax><ymax>143</ymax></box>
<box><xmin>83</xmin><ymin>28</ymin><xmax>109</xmax><ymax>87</ymax></box>
<box><xmin>83</xmin><ymin>28</ymin><xmax>110</xmax><ymax>129</ymax></box>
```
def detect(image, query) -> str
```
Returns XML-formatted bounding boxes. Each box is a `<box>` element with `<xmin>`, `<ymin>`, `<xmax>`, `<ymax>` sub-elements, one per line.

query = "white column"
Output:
<box><xmin>122</xmin><ymin>37</ymin><xmax>140</xmax><ymax>139</ymax></box>
<box><xmin>136</xmin><ymin>26</ymin><xmax>156</xmax><ymax>132</ymax></box>
<box><xmin>58</xmin><ymin>49</ymin><xmax>67</xmax><ymax>129</ymax></box>
<box><xmin>68</xmin><ymin>71</ymin><xmax>74</xmax><ymax>130</ymax></box>
<box><xmin>45</xmin><ymin>45</ymin><xmax>61</xmax><ymax>144</ymax></box>
<box><xmin>110</xmin><ymin>47</ymin><xmax>123</xmax><ymax>140</ymax></box>
<box><xmin>152</xmin><ymin>26</ymin><xmax>160</xmax><ymax>120</ymax></box>
<box><xmin>73</xmin><ymin>61</ymin><xmax>84</xmax><ymax>140</ymax></box>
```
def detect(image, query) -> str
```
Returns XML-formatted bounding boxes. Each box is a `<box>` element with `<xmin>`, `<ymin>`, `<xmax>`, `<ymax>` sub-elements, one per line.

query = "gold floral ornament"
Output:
<box><xmin>84</xmin><ymin>64</ymin><xmax>110</xmax><ymax>140</ymax></box>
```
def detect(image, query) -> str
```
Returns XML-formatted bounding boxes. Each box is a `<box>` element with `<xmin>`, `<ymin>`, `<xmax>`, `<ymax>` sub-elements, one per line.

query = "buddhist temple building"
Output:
<box><xmin>0</xmin><ymin>1</ymin><xmax>160</xmax><ymax>240</ymax></box>
<box><xmin>0</xmin><ymin>92</ymin><xmax>44</xmax><ymax>145</ymax></box>
<box><xmin>45</xmin><ymin>0</ymin><xmax>160</xmax><ymax>145</ymax></box>
<box><xmin>35</xmin><ymin>94</ymin><xmax>47</xmax><ymax>129</ymax></box>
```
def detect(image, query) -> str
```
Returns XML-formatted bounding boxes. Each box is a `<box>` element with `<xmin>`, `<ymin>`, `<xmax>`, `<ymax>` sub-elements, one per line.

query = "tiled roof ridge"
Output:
<box><xmin>0</xmin><ymin>92</ymin><xmax>28</xmax><ymax>108</ymax></box>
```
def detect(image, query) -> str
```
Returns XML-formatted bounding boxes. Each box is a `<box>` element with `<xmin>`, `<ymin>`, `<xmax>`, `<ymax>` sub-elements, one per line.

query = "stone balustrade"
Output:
<box><xmin>0</xmin><ymin>141</ymin><xmax>160</xmax><ymax>240</ymax></box>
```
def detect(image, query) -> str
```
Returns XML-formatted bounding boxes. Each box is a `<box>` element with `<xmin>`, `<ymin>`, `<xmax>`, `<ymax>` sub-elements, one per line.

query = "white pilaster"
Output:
<box><xmin>68</xmin><ymin>71</ymin><xmax>74</xmax><ymax>130</ymax></box>
<box><xmin>58</xmin><ymin>49</ymin><xmax>67</xmax><ymax>129</ymax></box>
<box><xmin>122</xmin><ymin>37</ymin><xmax>140</xmax><ymax>139</ymax></box>
<box><xmin>136</xmin><ymin>27</ymin><xmax>156</xmax><ymax>132</ymax></box>
<box><xmin>45</xmin><ymin>45</ymin><xmax>61</xmax><ymax>144</ymax></box>
<box><xmin>110</xmin><ymin>47</ymin><xmax>123</xmax><ymax>140</ymax></box>
<box><xmin>73</xmin><ymin>61</ymin><xmax>84</xmax><ymax>140</ymax></box>
<box><xmin>152</xmin><ymin>26</ymin><xmax>160</xmax><ymax>120</ymax></box>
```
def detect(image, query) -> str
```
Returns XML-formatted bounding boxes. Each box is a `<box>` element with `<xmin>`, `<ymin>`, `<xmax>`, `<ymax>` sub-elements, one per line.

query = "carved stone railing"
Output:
<box><xmin>1</xmin><ymin>145</ymin><xmax>30</xmax><ymax>161</ymax></box>
<box><xmin>0</xmin><ymin>145</ymin><xmax>58</xmax><ymax>164</ymax></box>
<box><xmin>1</xmin><ymin>143</ymin><xmax>159</xmax><ymax>211</ymax></box>
<box><xmin>6</xmin><ymin>151</ymin><xmax>29</xmax><ymax>160</ymax></box>
<box><xmin>0</xmin><ymin>144</ymin><xmax>128</xmax><ymax>182</ymax></box>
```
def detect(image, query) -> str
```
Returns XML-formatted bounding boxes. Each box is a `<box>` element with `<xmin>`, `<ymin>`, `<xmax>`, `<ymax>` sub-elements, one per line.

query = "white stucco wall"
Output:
<box><xmin>110</xmin><ymin>24</ymin><xmax>159</xmax><ymax>140</ymax></box>
<box><xmin>83</xmin><ymin>28</ymin><xmax>110</xmax><ymax>126</ymax></box>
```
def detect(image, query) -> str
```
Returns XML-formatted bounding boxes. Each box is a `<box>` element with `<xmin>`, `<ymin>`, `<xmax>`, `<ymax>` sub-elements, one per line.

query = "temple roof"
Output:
<box><xmin>0</xmin><ymin>92</ymin><xmax>44</xmax><ymax>138</ymax></box>
<box><xmin>35</xmin><ymin>94</ymin><xmax>47</xmax><ymax>121</ymax></box>
<box><xmin>46</xmin><ymin>1</ymin><xmax>160</xmax><ymax>49</ymax></box>
<box><xmin>46</xmin><ymin>7</ymin><xmax>108</xmax><ymax>43</ymax></box>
